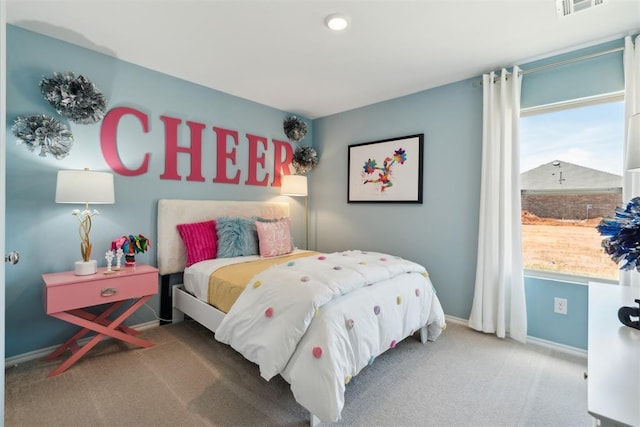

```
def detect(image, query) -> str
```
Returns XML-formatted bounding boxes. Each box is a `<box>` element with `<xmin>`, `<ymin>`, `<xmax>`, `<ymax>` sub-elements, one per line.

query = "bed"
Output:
<box><xmin>157</xmin><ymin>199</ymin><xmax>446</xmax><ymax>425</ymax></box>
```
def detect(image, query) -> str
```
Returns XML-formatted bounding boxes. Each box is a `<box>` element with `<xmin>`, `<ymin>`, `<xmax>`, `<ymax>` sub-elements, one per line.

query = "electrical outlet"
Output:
<box><xmin>554</xmin><ymin>297</ymin><xmax>568</xmax><ymax>315</ymax></box>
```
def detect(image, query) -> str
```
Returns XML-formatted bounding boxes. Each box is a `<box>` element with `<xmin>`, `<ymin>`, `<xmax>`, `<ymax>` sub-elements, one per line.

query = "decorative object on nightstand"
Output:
<box><xmin>104</xmin><ymin>250</ymin><xmax>115</xmax><ymax>274</ymax></box>
<box><xmin>112</xmin><ymin>234</ymin><xmax>150</xmax><ymax>267</ymax></box>
<box><xmin>114</xmin><ymin>248</ymin><xmax>124</xmax><ymax>270</ymax></box>
<box><xmin>281</xmin><ymin>174</ymin><xmax>308</xmax><ymax>249</ymax></box>
<box><xmin>56</xmin><ymin>168</ymin><xmax>115</xmax><ymax>276</ymax></box>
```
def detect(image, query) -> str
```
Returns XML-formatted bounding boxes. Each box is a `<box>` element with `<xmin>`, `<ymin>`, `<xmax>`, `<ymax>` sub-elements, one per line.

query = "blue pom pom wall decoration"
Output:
<box><xmin>597</xmin><ymin>196</ymin><xmax>640</xmax><ymax>271</ymax></box>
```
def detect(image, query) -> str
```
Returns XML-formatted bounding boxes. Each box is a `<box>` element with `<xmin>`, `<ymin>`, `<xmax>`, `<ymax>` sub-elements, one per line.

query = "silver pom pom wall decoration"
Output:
<box><xmin>12</xmin><ymin>114</ymin><xmax>74</xmax><ymax>159</ymax></box>
<box><xmin>40</xmin><ymin>71</ymin><xmax>107</xmax><ymax>124</ymax></box>
<box><xmin>283</xmin><ymin>116</ymin><xmax>308</xmax><ymax>142</ymax></box>
<box><xmin>292</xmin><ymin>146</ymin><xmax>319</xmax><ymax>174</ymax></box>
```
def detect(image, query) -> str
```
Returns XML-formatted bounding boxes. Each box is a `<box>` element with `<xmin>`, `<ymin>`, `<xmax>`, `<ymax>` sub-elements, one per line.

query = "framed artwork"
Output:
<box><xmin>348</xmin><ymin>133</ymin><xmax>424</xmax><ymax>203</ymax></box>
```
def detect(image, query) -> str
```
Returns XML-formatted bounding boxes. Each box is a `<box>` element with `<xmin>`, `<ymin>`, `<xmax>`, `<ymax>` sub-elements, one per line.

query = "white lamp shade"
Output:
<box><xmin>55</xmin><ymin>169</ymin><xmax>115</xmax><ymax>204</ymax></box>
<box><xmin>281</xmin><ymin>175</ymin><xmax>308</xmax><ymax>196</ymax></box>
<box><xmin>625</xmin><ymin>113</ymin><xmax>640</xmax><ymax>172</ymax></box>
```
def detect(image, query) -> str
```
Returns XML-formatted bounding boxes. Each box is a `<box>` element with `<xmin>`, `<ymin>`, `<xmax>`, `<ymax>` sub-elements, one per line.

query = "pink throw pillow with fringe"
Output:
<box><xmin>177</xmin><ymin>220</ymin><xmax>217</xmax><ymax>267</ymax></box>
<box><xmin>256</xmin><ymin>218</ymin><xmax>293</xmax><ymax>258</ymax></box>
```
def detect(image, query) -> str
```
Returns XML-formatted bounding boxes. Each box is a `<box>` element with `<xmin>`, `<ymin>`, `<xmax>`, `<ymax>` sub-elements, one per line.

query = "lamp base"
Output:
<box><xmin>74</xmin><ymin>260</ymin><xmax>97</xmax><ymax>276</ymax></box>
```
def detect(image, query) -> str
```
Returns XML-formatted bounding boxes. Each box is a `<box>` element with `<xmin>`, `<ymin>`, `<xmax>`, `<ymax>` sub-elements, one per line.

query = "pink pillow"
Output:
<box><xmin>176</xmin><ymin>220</ymin><xmax>217</xmax><ymax>267</ymax></box>
<box><xmin>256</xmin><ymin>218</ymin><xmax>293</xmax><ymax>258</ymax></box>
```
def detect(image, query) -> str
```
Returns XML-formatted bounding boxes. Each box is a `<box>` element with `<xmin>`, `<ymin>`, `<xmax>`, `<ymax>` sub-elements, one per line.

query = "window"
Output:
<box><xmin>520</xmin><ymin>96</ymin><xmax>624</xmax><ymax>280</ymax></box>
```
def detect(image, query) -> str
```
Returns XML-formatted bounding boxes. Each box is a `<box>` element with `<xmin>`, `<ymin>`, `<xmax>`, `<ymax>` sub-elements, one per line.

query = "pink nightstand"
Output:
<box><xmin>42</xmin><ymin>264</ymin><xmax>159</xmax><ymax>377</ymax></box>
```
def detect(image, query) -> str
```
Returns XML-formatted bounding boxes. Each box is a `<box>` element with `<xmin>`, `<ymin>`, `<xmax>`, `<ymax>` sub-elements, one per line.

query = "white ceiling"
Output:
<box><xmin>6</xmin><ymin>0</ymin><xmax>640</xmax><ymax>119</ymax></box>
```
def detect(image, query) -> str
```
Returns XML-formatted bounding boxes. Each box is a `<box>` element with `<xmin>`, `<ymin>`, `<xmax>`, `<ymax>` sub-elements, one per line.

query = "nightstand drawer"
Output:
<box><xmin>43</xmin><ymin>266</ymin><xmax>158</xmax><ymax>314</ymax></box>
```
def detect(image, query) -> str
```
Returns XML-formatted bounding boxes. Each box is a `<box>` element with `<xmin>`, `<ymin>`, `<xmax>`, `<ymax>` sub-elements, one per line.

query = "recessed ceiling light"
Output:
<box><xmin>325</xmin><ymin>13</ymin><xmax>350</xmax><ymax>31</ymax></box>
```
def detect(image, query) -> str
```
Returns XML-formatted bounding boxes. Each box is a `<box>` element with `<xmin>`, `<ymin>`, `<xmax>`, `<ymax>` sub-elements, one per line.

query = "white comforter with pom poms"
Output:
<box><xmin>215</xmin><ymin>250</ymin><xmax>446</xmax><ymax>422</ymax></box>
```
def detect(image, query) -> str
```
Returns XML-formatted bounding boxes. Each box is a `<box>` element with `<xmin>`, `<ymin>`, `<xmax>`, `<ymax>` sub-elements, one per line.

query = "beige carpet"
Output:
<box><xmin>5</xmin><ymin>321</ymin><xmax>592</xmax><ymax>426</ymax></box>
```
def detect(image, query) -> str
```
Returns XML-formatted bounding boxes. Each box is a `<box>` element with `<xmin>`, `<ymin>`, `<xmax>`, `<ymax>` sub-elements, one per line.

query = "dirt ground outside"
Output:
<box><xmin>521</xmin><ymin>211</ymin><xmax>619</xmax><ymax>280</ymax></box>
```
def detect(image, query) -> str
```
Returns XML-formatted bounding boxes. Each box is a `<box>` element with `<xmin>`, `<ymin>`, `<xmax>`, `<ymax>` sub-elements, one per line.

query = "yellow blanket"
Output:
<box><xmin>208</xmin><ymin>252</ymin><xmax>319</xmax><ymax>313</ymax></box>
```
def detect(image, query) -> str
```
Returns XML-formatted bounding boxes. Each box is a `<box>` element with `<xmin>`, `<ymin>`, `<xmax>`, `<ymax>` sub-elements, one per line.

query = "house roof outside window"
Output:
<box><xmin>521</xmin><ymin>160</ymin><xmax>621</xmax><ymax>192</ymax></box>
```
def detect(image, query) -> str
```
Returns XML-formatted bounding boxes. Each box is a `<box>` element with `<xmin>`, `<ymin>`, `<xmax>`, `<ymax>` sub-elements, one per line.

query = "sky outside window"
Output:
<box><xmin>520</xmin><ymin>101</ymin><xmax>624</xmax><ymax>174</ymax></box>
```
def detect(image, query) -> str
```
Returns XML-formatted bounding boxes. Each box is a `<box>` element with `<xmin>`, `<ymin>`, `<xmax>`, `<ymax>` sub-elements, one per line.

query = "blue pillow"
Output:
<box><xmin>216</xmin><ymin>217</ymin><xmax>259</xmax><ymax>258</ymax></box>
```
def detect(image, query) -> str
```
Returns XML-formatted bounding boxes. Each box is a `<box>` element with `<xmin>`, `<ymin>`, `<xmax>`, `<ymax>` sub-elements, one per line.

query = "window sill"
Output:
<box><xmin>523</xmin><ymin>269</ymin><xmax>618</xmax><ymax>286</ymax></box>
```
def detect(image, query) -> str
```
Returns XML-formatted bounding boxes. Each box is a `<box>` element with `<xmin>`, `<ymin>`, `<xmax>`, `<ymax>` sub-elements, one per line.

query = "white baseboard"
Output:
<box><xmin>526</xmin><ymin>335</ymin><xmax>587</xmax><ymax>358</ymax></box>
<box><xmin>444</xmin><ymin>315</ymin><xmax>468</xmax><ymax>325</ymax></box>
<box><xmin>444</xmin><ymin>314</ymin><xmax>587</xmax><ymax>358</ymax></box>
<box><xmin>5</xmin><ymin>320</ymin><xmax>159</xmax><ymax>367</ymax></box>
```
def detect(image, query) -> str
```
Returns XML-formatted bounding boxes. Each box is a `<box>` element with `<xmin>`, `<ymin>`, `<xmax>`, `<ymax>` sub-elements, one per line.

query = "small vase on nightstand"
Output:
<box><xmin>125</xmin><ymin>254</ymin><xmax>136</xmax><ymax>267</ymax></box>
<box><xmin>74</xmin><ymin>260</ymin><xmax>97</xmax><ymax>276</ymax></box>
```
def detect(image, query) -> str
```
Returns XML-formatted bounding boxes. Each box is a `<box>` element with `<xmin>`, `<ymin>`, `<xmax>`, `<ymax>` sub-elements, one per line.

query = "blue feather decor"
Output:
<box><xmin>597</xmin><ymin>196</ymin><xmax>640</xmax><ymax>271</ymax></box>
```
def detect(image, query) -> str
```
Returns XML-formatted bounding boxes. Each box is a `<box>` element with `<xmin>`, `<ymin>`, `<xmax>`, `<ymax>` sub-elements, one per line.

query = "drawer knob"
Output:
<box><xmin>101</xmin><ymin>288</ymin><xmax>118</xmax><ymax>297</ymax></box>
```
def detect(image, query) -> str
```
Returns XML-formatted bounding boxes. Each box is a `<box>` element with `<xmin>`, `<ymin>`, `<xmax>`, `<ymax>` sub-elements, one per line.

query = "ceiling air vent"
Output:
<box><xmin>556</xmin><ymin>0</ymin><xmax>605</xmax><ymax>17</ymax></box>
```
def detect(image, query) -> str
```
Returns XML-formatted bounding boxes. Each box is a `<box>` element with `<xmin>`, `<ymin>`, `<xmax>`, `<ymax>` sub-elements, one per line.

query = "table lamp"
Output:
<box><xmin>55</xmin><ymin>168</ymin><xmax>115</xmax><ymax>275</ymax></box>
<box><xmin>281</xmin><ymin>174</ymin><xmax>308</xmax><ymax>249</ymax></box>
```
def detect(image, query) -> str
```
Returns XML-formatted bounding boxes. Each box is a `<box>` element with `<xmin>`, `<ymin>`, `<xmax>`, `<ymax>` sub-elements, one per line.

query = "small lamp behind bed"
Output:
<box><xmin>281</xmin><ymin>174</ymin><xmax>308</xmax><ymax>249</ymax></box>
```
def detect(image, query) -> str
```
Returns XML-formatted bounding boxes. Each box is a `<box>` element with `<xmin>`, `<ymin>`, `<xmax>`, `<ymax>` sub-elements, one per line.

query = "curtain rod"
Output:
<box><xmin>520</xmin><ymin>46</ymin><xmax>624</xmax><ymax>76</ymax></box>
<box><xmin>477</xmin><ymin>45</ymin><xmax>624</xmax><ymax>85</ymax></box>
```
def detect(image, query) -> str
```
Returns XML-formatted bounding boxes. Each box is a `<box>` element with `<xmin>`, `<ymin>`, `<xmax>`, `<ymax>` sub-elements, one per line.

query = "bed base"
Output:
<box><xmin>172</xmin><ymin>284</ymin><xmax>225</xmax><ymax>332</ymax></box>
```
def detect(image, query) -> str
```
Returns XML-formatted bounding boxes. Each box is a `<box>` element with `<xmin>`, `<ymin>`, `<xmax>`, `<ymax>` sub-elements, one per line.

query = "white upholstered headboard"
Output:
<box><xmin>157</xmin><ymin>199</ymin><xmax>290</xmax><ymax>276</ymax></box>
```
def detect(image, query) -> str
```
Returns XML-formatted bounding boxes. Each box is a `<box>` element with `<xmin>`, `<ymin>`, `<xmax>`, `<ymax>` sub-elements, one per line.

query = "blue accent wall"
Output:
<box><xmin>524</xmin><ymin>277</ymin><xmax>589</xmax><ymax>349</ymax></box>
<box><xmin>5</xmin><ymin>24</ymin><xmax>629</xmax><ymax>357</ymax></box>
<box><xmin>312</xmin><ymin>80</ymin><xmax>483</xmax><ymax>320</ymax></box>
<box><xmin>521</xmin><ymin>39</ymin><xmax>624</xmax><ymax>109</ymax></box>
<box><xmin>5</xmin><ymin>25</ymin><xmax>311</xmax><ymax>357</ymax></box>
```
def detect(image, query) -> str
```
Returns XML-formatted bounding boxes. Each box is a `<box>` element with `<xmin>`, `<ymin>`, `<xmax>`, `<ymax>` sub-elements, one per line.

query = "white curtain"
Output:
<box><xmin>468</xmin><ymin>67</ymin><xmax>527</xmax><ymax>343</ymax></box>
<box><xmin>621</xmin><ymin>35</ymin><xmax>640</xmax><ymax>288</ymax></box>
